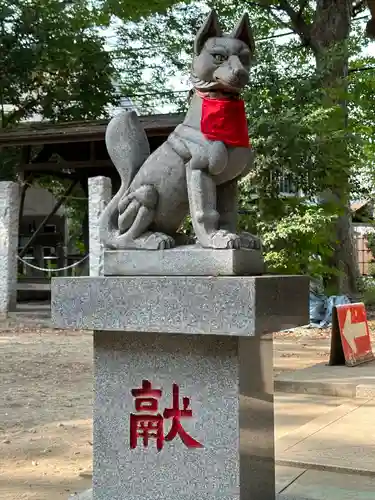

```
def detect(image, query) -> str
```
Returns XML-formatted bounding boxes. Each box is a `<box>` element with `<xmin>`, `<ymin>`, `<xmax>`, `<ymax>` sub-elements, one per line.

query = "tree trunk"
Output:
<box><xmin>309</xmin><ymin>0</ymin><xmax>359</xmax><ymax>295</ymax></box>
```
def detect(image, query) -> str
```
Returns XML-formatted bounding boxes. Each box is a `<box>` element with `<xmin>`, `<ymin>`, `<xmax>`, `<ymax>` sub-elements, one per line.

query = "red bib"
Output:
<box><xmin>200</xmin><ymin>95</ymin><xmax>250</xmax><ymax>148</ymax></box>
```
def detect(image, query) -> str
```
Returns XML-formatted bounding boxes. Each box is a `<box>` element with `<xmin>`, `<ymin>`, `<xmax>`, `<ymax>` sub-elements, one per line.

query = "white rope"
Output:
<box><xmin>17</xmin><ymin>254</ymin><xmax>89</xmax><ymax>273</ymax></box>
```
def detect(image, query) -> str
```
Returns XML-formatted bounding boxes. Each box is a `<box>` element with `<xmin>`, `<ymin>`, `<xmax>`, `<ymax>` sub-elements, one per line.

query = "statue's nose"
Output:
<box><xmin>229</xmin><ymin>55</ymin><xmax>248</xmax><ymax>82</ymax></box>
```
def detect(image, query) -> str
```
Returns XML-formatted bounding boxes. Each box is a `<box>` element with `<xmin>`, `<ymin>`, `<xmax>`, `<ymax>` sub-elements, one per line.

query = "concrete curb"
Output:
<box><xmin>275</xmin><ymin>459</ymin><xmax>375</xmax><ymax>478</ymax></box>
<box><xmin>275</xmin><ymin>379</ymin><xmax>375</xmax><ymax>399</ymax></box>
<box><xmin>277</xmin><ymin>495</ymin><xmax>314</xmax><ymax>500</ymax></box>
<box><xmin>275</xmin><ymin>361</ymin><xmax>375</xmax><ymax>399</ymax></box>
<box><xmin>68</xmin><ymin>489</ymin><xmax>92</xmax><ymax>500</ymax></box>
<box><xmin>275</xmin><ymin>379</ymin><xmax>356</xmax><ymax>398</ymax></box>
<box><xmin>69</xmin><ymin>487</ymin><xmax>314</xmax><ymax>500</ymax></box>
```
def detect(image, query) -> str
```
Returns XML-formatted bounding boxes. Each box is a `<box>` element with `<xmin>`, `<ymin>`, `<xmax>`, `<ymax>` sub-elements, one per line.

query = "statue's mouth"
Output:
<box><xmin>190</xmin><ymin>74</ymin><xmax>246</xmax><ymax>97</ymax></box>
<box><xmin>213</xmin><ymin>77</ymin><xmax>244</xmax><ymax>93</ymax></box>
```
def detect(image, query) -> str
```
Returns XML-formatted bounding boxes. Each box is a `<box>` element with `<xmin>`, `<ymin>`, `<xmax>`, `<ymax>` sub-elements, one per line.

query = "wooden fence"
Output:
<box><xmin>355</xmin><ymin>233</ymin><xmax>374</xmax><ymax>276</ymax></box>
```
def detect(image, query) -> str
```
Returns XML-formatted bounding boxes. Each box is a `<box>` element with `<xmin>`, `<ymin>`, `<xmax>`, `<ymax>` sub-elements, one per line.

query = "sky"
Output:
<box><xmin>101</xmin><ymin>10</ymin><xmax>375</xmax><ymax>113</ymax></box>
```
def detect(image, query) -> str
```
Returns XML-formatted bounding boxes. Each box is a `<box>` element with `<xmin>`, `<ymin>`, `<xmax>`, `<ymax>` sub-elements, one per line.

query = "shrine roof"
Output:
<box><xmin>0</xmin><ymin>113</ymin><xmax>184</xmax><ymax>147</ymax></box>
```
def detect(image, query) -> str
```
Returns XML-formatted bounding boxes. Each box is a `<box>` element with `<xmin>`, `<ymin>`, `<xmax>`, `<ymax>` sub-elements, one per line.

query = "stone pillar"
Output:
<box><xmin>88</xmin><ymin>177</ymin><xmax>112</xmax><ymax>277</ymax></box>
<box><xmin>52</xmin><ymin>275</ymin><xmax>309</xmax><ymax>500</ymax></box>
<box><xmin>0</xmin><ymin>182</ymin><xmax>20</xmax><ymax>316</ymax></box>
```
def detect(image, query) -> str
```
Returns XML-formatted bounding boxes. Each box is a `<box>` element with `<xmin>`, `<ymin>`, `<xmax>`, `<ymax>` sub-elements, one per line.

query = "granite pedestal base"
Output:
<box><xmin>51</xmin><ymin>275</ymin><xmax>309</xmax><ymax>500</ymax></box>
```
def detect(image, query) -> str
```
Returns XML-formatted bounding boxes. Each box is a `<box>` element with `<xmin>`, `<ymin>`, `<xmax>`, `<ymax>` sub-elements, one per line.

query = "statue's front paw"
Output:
<box><xmin>143</xmin><ymin>232</ymin><xmax>175</xmax><ymax>250</ymax></box>
<box><xmin>208</xmin><ymin>230</ymin><xmax>241</xmax><ymax>249</ymax></box>
<box><xmin>238</xmin><ymin>232</ymin><xmax>262</xmax><ymax>250</ymax></box>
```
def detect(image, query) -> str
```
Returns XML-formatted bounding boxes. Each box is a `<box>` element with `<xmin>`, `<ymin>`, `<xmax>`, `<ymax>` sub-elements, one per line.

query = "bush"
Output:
<box><xmin>367</xmin><ymin>261</ymin><xmax>375</xmax><ymax>277</ymax></box>
<box><xmin>366</xmin><ymin>232</ymin><xmax>375</xmax><ymax>261</ymax></box>
<box><xmin>239</xmin><ymin>202</ymin><xmax>337</xmax><ymax>280</ymax></box>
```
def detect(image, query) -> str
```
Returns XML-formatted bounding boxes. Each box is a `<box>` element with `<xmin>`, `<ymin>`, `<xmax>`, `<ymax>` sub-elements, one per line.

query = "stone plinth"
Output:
<box><xmin>0</xmin><ymin>182</ymin><xmax>19</xmax><ymax>316</ymax></box>
<box><xmin>52</xmin><ymin>276</ymin><xmax>308</xmax><ymax>335</ymax></box>
<box><xmin>104</xmin><ymin>247</ymin><xmax>264</xmax><ymax>276</ymax></box>
<box><xmin>51</xmin><ymin>275</ymin><xmax>309</xmax><ymax>500</ymax></box>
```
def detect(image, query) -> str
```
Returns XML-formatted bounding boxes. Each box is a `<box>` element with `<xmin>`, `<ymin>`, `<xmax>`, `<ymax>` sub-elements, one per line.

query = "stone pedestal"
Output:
<box><xmin>104</xmin><ymin>247</ymin><xmax>264</xmax><ymax>276</ymax></box>
<box><xmin>88</xmin><ymin>177</ymin><xmax>112</xmax><ymax>276</ymax></box>
<box><xmin>52</xmin><ymin>275</ymin><xmax>309</xmax><ymax>500</ymax></box>
<box><xmin>0</xmin><ymin>182</ymin><xmax>19</xmax><ymax>316</ymax></box>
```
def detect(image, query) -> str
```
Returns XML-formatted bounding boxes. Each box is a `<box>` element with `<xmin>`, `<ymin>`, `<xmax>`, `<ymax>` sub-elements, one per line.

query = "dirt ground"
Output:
<box><xmin>0</xmin><ymin>313</ymin><xmax>373</xmax><ymax>499</ymax></box>
<box><xmin>0</xmin><ymin>321</ymin><xmax>93</xmax><ymax>499</ymax></box>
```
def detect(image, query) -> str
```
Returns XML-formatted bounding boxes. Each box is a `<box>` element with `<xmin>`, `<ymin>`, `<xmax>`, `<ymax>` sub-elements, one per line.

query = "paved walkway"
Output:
<box><xmin>272</xmin><ymin>323</ymin><xmax>375</xmax><ymax>494</ymax></box>
<box><xmin>276</xmin><ymin>467</ymin><xmax>375</xmax><ymax>499</ymax></box>
<box><xmin>275</xmin><ymin>393</ymin><xmax>375</xmax><ymax>498</ymax></box>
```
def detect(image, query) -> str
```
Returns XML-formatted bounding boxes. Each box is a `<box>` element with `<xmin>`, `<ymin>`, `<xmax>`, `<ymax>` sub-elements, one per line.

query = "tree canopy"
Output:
<box><xmin>0</xmin><ymin>0</ymin><xmax>119</xmax><ymax>127</ymax></box>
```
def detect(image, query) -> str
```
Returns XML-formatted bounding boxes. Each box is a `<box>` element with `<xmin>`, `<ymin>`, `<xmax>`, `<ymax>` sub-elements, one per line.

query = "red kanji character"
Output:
<box><xmin>130</xmin><ymin>414</ymin><xmax>164</xmax><ymax>450</ymax></box>
<box><xmin>130</xmin><ymin>380</ymin><xmax>164</xmax><ymax>450</ymax></box>
<box><xmin>163</xmin><ymin>383</ymin><xmax>203</xmax><ymax>448</ymax></box>
<box><xmin>131</xmin><ymin>379</ymin><xmax>162</xmax><ymax>412</ymax></box>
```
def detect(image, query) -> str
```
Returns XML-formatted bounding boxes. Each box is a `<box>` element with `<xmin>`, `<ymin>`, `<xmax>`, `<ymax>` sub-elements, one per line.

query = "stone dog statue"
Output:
<box><xmin>100</xmin><ymin>10</ymin><xmax>261</xmax><ymax>251</ymax></box>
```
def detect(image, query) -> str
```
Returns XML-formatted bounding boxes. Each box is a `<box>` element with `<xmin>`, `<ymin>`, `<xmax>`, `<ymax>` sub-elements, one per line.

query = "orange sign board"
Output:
<box><xmin>331</xmin><ymin>303</ymin><xmax>374</xmax><ymax>367</ymax></box>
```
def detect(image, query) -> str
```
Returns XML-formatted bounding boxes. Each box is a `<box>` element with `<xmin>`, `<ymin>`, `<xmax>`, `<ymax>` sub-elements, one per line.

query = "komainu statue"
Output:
<box><xmin>100</xmin><ymin>10</ymin><xmax>261</xmax><ymax>251</ymax></box>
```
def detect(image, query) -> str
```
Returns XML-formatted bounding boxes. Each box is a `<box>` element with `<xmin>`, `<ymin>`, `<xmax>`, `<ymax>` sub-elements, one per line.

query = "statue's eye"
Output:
<box><xmin>213</xmin><ymin>54</ymin><xmax>226</xmax><ymax>62</ymax></box>
<box><xmin>240</xmin><ymin>52</ymin><xmax>251</xmax><ymax>66</ymax></box>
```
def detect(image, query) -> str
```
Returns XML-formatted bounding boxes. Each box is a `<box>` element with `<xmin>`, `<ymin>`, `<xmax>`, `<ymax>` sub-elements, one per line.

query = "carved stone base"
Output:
<box><xmin>103</xmin><ymin>246</ymin><xmax>264</xmax><ymax>276</ymax></box>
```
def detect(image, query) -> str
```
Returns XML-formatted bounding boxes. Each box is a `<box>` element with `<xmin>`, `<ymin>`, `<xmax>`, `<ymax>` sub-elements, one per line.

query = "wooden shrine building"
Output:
<box><xmin>0</xmin><ymin>113</ymin><xmax>183</xmax><ymax>185</ymax></box>
<box><xmin>0</xmin><ymin>113</ymin><xmax>184</xmax><ymax>300</ymax></box>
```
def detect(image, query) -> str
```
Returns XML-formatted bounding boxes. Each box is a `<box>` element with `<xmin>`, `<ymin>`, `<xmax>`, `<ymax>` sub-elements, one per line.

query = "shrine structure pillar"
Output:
<box><xmin>52</xmin><ymin>274</ymin><xmax>309</xmax><ymax>500</ymax></box>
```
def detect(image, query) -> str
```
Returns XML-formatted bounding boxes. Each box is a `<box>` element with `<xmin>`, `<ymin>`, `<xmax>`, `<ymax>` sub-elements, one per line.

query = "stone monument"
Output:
<box><xmin>99</xmin><ymin>10</ymin><xmax>263</xmax><ymax>276</ymax></box>
<box><xmin>52</xmin><ymin>10</ymin><xmax>309</xmax><ymax>500</ymax></box>
<box><xmin>0</xmin><ymin>182</ymin><xmax>19</xmax><ymax>317</ymax></box>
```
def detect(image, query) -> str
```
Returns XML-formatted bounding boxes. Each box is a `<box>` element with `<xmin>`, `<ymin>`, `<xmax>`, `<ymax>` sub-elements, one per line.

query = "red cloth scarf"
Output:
<box><xmin>199</xmin><ymin>92</ymin><xmax>250</xmax><ymax>148</ymax></box>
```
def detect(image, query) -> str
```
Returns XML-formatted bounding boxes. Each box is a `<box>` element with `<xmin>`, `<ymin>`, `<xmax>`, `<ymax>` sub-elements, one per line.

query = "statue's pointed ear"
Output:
<box><xmin>231</xmin><ymin>13</ymin><xmax>255</xmax><ymax>54</ymax></box>
<box><xmin>194</xmin><ymin>10</ymin><xmax>222</xmax><ymax>55</ymax></box>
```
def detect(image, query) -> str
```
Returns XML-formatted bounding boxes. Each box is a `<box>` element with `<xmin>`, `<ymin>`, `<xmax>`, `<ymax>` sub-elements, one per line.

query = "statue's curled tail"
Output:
<box><xmin>99</xmin><ymin>111</ymin><xmax>150</xmax><ymax>249</ymax></box>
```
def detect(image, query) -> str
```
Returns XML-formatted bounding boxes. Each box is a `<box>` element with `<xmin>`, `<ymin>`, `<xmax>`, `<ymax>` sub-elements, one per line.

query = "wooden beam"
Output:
<box><xmin>19</xmin><ymin>175</ymin><xmax>32</xmax><ymax>225</ymax></box>
<box><xmin>0</xmin><ymin>113</ymin><xmax>184</xmax><ymax>147</ymax></box>
<box><xmin>20</xmin><ymin>145</ymin><xmax>31</xmax><ymax>164</ymax></box>
<box><xmin>31</xmin><ymin>171</ymin><xmax>79</xmax><ymax>181</ymax></box>
<box><xmin>90</xmin><ymin>141</ymin><xmax>95</xmax><ymax>162</ymax></box>
<box><xmin>19</xmin><ymin>160</ymin><xmax>113</xmax><ymax>172</ymax></box>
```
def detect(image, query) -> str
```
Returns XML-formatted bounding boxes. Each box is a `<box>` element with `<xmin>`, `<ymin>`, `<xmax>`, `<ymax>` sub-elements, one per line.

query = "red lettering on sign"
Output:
<box><xmin>130</xmin><ymin>380</ymin><xmax>203</xmax><ymax>451</ymax></box>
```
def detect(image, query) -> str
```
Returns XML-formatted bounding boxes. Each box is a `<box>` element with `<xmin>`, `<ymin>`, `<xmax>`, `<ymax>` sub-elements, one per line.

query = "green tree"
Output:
<box><xmin>247</xmin><ymin>0</ymin><xmax>373</xmax><ymax>295</ymax></box>
<box><xmin>101</xmin><ymin>0</ymin><xmax>193</xmax><ymax>21</ymax></box>
<box><xmin>0</xmin><ymin>0</ymin><xmax>119</xmax><ymax>128</ymax></box>
<box><xmin>0</xmin><ymin>0</ymin><xmax>117</xmax><ymax>250</ymax></box>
